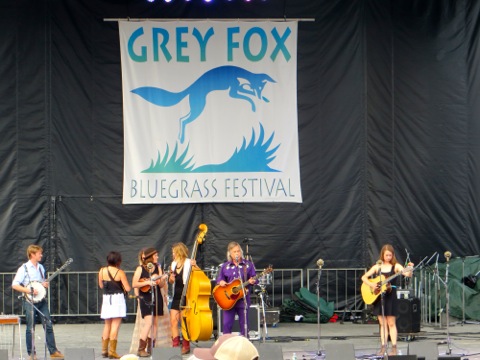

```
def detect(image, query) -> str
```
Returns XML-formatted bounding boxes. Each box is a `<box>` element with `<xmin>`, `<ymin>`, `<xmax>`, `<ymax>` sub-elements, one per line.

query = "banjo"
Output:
<box><xmin>25</xmin><ymin>258</ymin><xmax>73</xmax><ymax>303</ymax></box>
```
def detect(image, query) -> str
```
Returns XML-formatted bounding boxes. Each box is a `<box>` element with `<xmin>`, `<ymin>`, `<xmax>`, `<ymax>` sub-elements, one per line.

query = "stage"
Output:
<box><xmin>5</xmin><ymin>319</ymin><xmax>479</xmax><ymax>359</ymax></box>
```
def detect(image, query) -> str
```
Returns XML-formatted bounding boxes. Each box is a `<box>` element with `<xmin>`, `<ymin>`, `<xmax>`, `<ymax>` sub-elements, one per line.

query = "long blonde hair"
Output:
<box><xmin>172</xmin><ymin>242</ymin><xmax>189</xmax><ymax>262</ymax></box>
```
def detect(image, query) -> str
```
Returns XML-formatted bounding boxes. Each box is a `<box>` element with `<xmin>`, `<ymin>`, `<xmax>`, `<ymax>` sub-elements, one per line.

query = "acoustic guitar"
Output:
<box><xmin>361</xmin><ymin>266</ymin><xmax>413</xmax><ymax>305</ymax></box>
<box><xmin>213</xmin><ymin>265</ymin><xmax>273</xmax><ymax>310</ymax></box>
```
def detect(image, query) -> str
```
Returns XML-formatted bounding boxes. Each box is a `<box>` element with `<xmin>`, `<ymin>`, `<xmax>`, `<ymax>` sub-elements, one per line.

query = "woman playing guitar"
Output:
<box><xmin>131</xmin><ymin>248</ymin><xmax>167</xmax><ymax>357</ymax></box>
<box><xmin>168</xmin><ymin>242</ymin><xmax>198</xmax><ymax>355</ymax></box>
<box><xmin>215</xmin><ymin>241</ymin><xmax>257</xmax><ymax>337</ymax></box>
<box><xmin>361</xmin><ymin>244</ymin><xmax>413</xmax><ymax>357</ymax></box>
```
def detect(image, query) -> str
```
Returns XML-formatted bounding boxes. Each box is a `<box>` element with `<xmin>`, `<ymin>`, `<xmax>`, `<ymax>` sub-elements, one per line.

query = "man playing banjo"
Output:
<box><xmin>12</xmin><ymin>244</ymin><xmax>64</xmax><ymax>360</ymax></box>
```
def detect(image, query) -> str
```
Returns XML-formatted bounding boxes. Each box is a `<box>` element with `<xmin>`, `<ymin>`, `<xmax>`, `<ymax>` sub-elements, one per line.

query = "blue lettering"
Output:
<box><xmin>244</xmin><ymin>27</ymin><xmax>268</xmax><ymax>61</ymax></box>
<box><xmin>128</xmin><ymin>27</ymin><xmax>147</xmax><ymax>62</ymax></box>
<box><xmin>227</xmin><ymin>27</ymin><xmax>240</xmax><ymax>62</ymax></box>
<box><xmin>271</xmin><ymin>27</ymin><xmax>291</xmax><ymax>61</ymax></box>
<box><xmin>193</xmin><ymin>27</ymin><xmax>214</xmax><ymax>62</ymax></box>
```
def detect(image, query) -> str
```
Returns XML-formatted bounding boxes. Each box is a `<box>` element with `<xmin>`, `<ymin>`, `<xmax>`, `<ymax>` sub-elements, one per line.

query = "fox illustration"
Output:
<box><xmin>131</xmin><ymin>65</ymin><xmax>276</xmax><ymax>143</ymax></box>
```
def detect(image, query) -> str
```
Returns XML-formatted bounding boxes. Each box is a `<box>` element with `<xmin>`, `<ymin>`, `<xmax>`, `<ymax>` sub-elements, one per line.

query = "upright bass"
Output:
<box><xmin>181</xmin><ymin>224</ymin><xmax>213</xmax><ymax>341</ymax></box>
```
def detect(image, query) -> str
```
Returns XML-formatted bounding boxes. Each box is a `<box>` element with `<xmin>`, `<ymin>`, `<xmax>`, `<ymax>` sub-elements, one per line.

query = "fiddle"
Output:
<box><xmin>139</xmin><ymin>272</ymin><xmax>169</xmax><ymax>293</ymax></box>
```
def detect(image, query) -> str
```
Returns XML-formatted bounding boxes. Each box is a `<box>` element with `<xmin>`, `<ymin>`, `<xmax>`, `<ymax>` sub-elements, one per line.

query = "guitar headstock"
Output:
<box><xmin>263</xmin><ymin>264</ymin><xmax>273</xmax><ymax>274</ymax></box>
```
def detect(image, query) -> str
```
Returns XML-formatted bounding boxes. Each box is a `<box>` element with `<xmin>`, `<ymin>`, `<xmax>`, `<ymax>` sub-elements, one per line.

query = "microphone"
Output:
<box><xmin>146</xmin><ymin>262</ymin><xmax>154</xmax><ymax>270</ymax></box>
<box><xmin>243</xmin><ymin>237</ymin><xmax>253</xmax><ymax>243</ymax></box>
<box><xmin>444</xmin><ymin>251</ymin><xmax>452</xmax><ymax>262</ymax></box>
<box><xmin>433</xmin><ymin>253</ymin><xmax>439</xmax><ymax>280</ymax></box>
<box><xmin>316</xmin><ymin>259</ymin><xmax>324</xmax><ymax>269</ymax></box>
<box><xmin>376</xmin><ymin>260</ymin><xmax>382</xmax><ymax>273</ymax></box>
<box><xmin>235</xmin><ymin>255</ymin><xmax>239</xmax><ymax>263</ymax></box>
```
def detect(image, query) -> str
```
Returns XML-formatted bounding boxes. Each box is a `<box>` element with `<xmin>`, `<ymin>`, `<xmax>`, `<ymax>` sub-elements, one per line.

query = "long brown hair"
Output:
<box><xmin>378</xmin><ymin>244</ymin><xmax>398</xmax><ymax>266</ymax></box>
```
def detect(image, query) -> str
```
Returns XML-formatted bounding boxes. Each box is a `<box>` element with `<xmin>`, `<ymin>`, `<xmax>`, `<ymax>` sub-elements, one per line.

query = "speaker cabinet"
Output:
<box><xmin>408</xmin><ymin>341</ymin><xmax>438</xmax><ymax>360</ymax></box>
<box><xmin>437</xmin><ymin>357</ymin><xmax>461</xmax><ymax>360</ymax></box>
<box><xmin>389</xmin><ymin>356</ymin><xmax>418</xmax><ymax>360</ymax></box>
<box><xmin>151</xmin><ymin>347</ymin><xmax>182</xmax><ymax>360</ymax></box>
<box><xmin>255</xmin><ymin>344</ymin><xmax>283</xmax><ymax>360</ymax></box>
<box><xmin>325</xmin><ymin>343</ymin><xmax>355</xmax><ymax>360</ymax></box>
<box><xmin>217</xmin><ymin>304</ymin><xmax>260</xmax><ymax>340</ymax></box>
<box><xmin>396</xmin><ymin>298</ymin><xmax>421</xmax><ymax>333</ymax></box>
<box><xmin>64</xmin><ymin>348</ymin><xmax>95</xmax><ymax>360</ymax></box>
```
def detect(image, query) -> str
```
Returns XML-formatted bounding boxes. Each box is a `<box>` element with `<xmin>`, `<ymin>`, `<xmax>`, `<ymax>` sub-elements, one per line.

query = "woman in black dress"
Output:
<box><xmin>361</xmin><ymin>244</ymin><xmax>413</xmax><ymax>356</ymax></box>
<box><xmin>168</xmin><ymin>242</ymin><xmax>198</xmax><ymax>355</ymax></box>
<box><xmin>132</xmin><ymin>248</ymin><xmax>167</xmax><ymax>357</ymax></box>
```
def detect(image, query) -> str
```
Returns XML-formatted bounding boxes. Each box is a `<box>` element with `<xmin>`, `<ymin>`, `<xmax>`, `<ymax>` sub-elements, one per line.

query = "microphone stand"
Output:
<box><xmin>23</xmin><ymin>265</ymin><xmax>50</xmax><ymax>360</ymax></box>
<box><xmin>147</xmin><ymin>264</ymin><xmax>156</xmax><ymax>354</ymax></box>
<box><xmin>435</xmin><ymin>258</ymin><xmax>452</xmax><ymax>356</ymax></box>
<box><xmin>237</xmin><ymin>258</ymin><xmax>249</xmax><ymax>338</ymax></box>
<box><xmin>315</xmin><ymin>261</ymin><xmax>324</xmax><ymax>356</ymax></box>
<box><xmin>379</xmin><ymin>288</ymin><xmax>388</xmax><ymax>359</ymax></box>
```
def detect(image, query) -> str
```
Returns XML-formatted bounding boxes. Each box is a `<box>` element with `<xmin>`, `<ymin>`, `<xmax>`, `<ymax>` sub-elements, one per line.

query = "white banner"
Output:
<box><xmin>119</xmin><ymin>21</ymin><xmax>302</xmax><ymax>204</ymax></box>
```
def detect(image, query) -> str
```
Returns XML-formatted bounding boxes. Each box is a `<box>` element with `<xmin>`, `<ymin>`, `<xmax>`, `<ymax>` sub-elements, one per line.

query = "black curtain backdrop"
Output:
<box><xmin>1</xmin><ymin>0</ymin><xmax>479</xmax><ymax>280</ymax></box>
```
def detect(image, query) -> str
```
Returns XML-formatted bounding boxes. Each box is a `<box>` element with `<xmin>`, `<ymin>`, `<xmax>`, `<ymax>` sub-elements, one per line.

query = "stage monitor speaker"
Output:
<box><xmin>151</xmin><ymin>347</ymin><xmax>182</xmax><ymax>360</ymax></box>
<box><xmin>255</xmin><ymin>343</ymin><xmax>283</xmax><ymax>360</ymax></box>
<box><xmin>0</xmin><ymin>349</ymin><xmax>8</xmax><ymax>360</ymax></box>
<box><xmin>396</xmin><ymin>297</ymin><xmax>421</xmax><ymax>333</ymax></box>
<box><xmin>437</xmin><ymin>357</ymin><xmax>461</xmax><ymax>360</ymax></box>
<box><xmin>324</xmin><ymin>343</ymin><xmax>355</xmax><ymax>360</ymax></box>
<box><xmin>389</xmin><ymin>356</ymin><xmax>418</xmax><ymax>360</ymax></box>
<box><xmin>408</xmin><ymin>341</ymin><xmax>438</xmax><ymax>360</ymax></box>
<box><xmin>64</xmin><ymin>348</ymin><xmax>95</xmax><ymax>360</ymax></box>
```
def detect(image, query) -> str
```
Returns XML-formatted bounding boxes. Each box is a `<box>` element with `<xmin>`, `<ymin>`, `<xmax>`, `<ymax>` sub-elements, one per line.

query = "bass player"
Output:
<box><xmin>12</xmin><ymin>244</ymin><xmax>64</xmax><ymax>360</ymax></box>
<box><xmin>215</xmin><ymin>241</ymin><xmax>257</xmax><ymax>337</ymax></box>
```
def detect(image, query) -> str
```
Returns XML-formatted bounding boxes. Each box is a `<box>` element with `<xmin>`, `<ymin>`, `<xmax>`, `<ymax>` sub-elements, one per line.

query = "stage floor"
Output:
<box><xmin>5</xmin><ymin>319</ymin><xmax>480</xmax><ymax>359</ymax></box>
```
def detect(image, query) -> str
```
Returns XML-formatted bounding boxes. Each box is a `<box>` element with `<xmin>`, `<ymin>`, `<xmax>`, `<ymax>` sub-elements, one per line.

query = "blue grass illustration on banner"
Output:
<box><xmin>142</xmin><ymin>124</ymin><xmax>280</xmax><ymax>173</ymax></box>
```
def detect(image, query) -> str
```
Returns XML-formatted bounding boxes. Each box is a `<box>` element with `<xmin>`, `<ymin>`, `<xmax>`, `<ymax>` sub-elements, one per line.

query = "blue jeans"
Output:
<box><xmin>23</xmin><ymin>299</ymin><xmax>58</xmax><ymax>355</ymax></box>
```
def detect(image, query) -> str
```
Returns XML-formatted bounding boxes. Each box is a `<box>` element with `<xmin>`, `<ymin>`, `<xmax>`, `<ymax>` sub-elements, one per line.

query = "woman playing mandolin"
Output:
<box><xmin>168</xmin><ymin>242</ymin><xmax>198</xmax><ymax>355</ymax></box>
<box><xmin>216</xmin><ymin>241</ymin><xmax>257</xmax><ymax>337</ymax></box>
<box><xmin>132</xmin><ymin>248</ymin><xmax>167</xmax><ymax>357</ymax></box>
<box><xmin>361</xmin><ymin>244</ymin><xmax>413</xmax><ymax>356</ymax></box>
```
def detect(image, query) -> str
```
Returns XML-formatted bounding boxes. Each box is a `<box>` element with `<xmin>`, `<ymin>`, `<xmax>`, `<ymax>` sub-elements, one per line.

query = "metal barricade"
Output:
<box><xmin>307</xmin><ymin>268</ymin><xmax>367</xmax><ymax>315</ymax></box>
<box><xmin>1</xmin><ymin>268</ymin><xmax>370</xmax><ymax>318</ymax></box>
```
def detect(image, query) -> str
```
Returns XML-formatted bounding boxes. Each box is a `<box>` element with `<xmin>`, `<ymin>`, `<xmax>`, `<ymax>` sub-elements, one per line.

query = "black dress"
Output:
<box><xmin>137</xmin><ymin>265</ymin><xmax>164</xmax><ymax>318</ymax></box>
<box><xmin>170</xmin><ymin>266</ymin><xmax>185</xmax><ymax>311</ymax></box>
<box><xmin>372</xmin><ymin>266</ymin><xmax>398</xmax><ymax>317</ymax></box>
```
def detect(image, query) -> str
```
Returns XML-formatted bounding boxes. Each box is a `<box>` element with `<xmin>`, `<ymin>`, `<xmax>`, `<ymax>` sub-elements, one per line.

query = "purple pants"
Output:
<box><xmin>222</xmin><ymin>301</ymin><xmax>249</xmax><ymax>336</ymax></box>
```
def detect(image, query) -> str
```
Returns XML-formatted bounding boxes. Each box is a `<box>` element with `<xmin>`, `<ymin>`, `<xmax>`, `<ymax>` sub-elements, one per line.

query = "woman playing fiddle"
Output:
<box><xmin>132</xmin><ymin>248</ymin><xmax>167</xmax><ymax>357</ymax></box>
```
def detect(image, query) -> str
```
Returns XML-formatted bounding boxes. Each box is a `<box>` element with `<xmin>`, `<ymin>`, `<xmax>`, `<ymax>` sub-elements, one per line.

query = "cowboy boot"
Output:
<box><xmin>146</xmin><ymin>337</ymin><xmax>152</xmax><ymax>354</ymax></box>
<box><xmin>137</xmin><ymin>339</ymin><xmax>149</xmax><ymax>357</ymax></box>
<box><xmin>388</xmin><ymin>345</ymin><xmax>397</xmax><ymax>356</ymax></box>
<box><xmin>172</xmin><ymin>336</ymin><xmax>180</xmax><ymax>347</ymax></box>
<box><xmin>181</xmin><ymin>338</ymin><xmax>190</xmax><ymax>355</ymax></box>
<box><xmin>108</xmin><ymin>339</ymin><xmax>121</xmax><ymax>359</ymax></box>
<box><xmin>101</xmin><ymin>338</ymin><xmax>109</xmax><ymax>358</ymax></box>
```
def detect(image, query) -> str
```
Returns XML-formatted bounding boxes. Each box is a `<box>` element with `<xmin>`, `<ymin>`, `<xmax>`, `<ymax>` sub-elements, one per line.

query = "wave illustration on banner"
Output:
<box><xmin>131</xmin><ymin>65</ymin><xmax>276</xmax><ymax>144</ymax></box>
<box><xmin>142</xmin><ymin>124</ymin><xmax>280</xmax><ymax>173</ymax></box>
